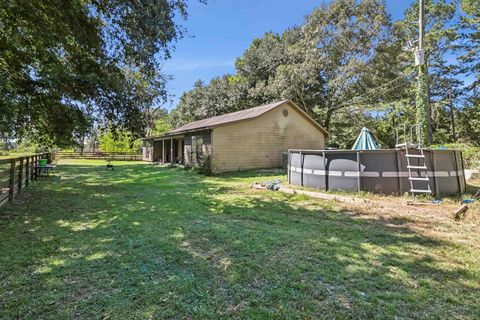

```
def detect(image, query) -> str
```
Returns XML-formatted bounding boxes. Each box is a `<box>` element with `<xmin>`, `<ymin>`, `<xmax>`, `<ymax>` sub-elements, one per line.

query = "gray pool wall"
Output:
<box><xmin>288</xmin><ymin>149</ymin><xmax>466</xmax><ymax>195</ymax></box>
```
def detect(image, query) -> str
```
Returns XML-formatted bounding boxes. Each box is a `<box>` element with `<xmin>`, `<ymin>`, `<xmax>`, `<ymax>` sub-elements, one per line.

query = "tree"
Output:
<box><xmin>459</xmin><ymin>0</ymin><xmax>480</xmax><ymax>78</ymax></box>
<box><xmin>170</xmin><ymin>0</ymin><xmax>402</xmax><ymax>147</ymax></box>
<box><xmin>147</xmin><ymin>107</ymin><xmax>174</xmax><ymax>137</ymax></box>
<box><xmin>169</xmin><ymin>0</ymin><xmax>477</xmax><ymax>149</ymax></box>
<box><xmin>254</xmin><ymin>0</ymin><xmax>403</xmax><ymax>145</ymax></box>
<box><xmin>394</xmin><ymin>0</ymin><xmax>459</xmax><ymax>145</ymax></box>
<box><xmin>234</xmin><ymin>29</ymin><xmax>301</xmax><ymax>104</ymax></box>
<box><xmin>98</xmin><ymin>129</ymin><xmax>141</xmax><ymax>153</ymax></box>
<box><xmin>151</xmin><ymin>118</ymin><xmax>172</xmax><ymax>136</ymax></box>
<box><xmin>458</xmin><ymin>0</ymin><xmax>479</xmax><ymax>93</ymax></box>
<box><xmin>0</xmin><ymin>0</ymin><xmax>201</xmax><ymax>147</ymax></box>
<box><xmin>455</xmin><ymin>0</ymin><xmax>480</xmax><ymax>145</ymax></box>
<box><xmin>170</xmin><ymin>76</ymin><xmax>251</xmax><ymax>127</ymax></box>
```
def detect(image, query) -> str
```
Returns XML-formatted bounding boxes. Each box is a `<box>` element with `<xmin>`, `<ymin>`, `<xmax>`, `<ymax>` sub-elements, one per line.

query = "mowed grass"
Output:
<box><xmin>0</xmin><ymin>160</ymin><xmax>479</xmax><ymax>319</ymax></box>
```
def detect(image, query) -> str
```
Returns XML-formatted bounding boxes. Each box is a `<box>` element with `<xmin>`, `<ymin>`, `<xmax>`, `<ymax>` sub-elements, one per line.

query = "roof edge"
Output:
<box><xmin>142</xmin><ymin>99</ymin><xmax>328</xmax><ymax>139</ymax></box>
<box><xmin>168</xmin><ymin>99</ymin><xmax>289</xmax><ymax>135</ymax></box>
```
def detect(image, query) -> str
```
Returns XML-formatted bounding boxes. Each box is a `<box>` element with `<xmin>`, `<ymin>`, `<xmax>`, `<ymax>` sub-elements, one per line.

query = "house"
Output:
<box><xmin>142</xmin><ymin>99</ymin><xmax>328</xmax><ymax>173</ymax></box>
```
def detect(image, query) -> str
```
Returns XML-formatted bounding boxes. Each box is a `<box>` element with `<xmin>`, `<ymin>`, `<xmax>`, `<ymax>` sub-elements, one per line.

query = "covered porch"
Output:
<box><xmin>143</xmin><ymin>134</ymin><xmax>184</xmax><ymax>164</ymax></box>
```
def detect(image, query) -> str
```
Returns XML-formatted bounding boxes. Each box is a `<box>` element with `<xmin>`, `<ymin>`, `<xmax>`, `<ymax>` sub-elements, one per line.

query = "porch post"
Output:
<box><xmin>162</xmin><ymin>140</ymin><xmax>165</xmax><ymax>163</ymax></box>
<box><xmin>170</xmin><ymin>138</ymin><xmax>174</xmax><ymax>165</ymax></box>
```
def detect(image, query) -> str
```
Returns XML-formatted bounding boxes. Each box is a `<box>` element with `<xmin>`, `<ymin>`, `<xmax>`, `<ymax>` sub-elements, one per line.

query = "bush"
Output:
<box><xmin>431</xmin><ymin>143</ymin><xmax>480</xmax><ymax>169</ymax></box>
<box><xmin>198</xmin><ymin>154</ymin><xmax>213</xmax><ymax>176</ymax></box>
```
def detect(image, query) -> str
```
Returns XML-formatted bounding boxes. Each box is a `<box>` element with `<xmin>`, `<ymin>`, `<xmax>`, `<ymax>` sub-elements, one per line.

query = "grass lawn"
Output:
<box><xmin>0</xmin><ymin>160</ymin><xmax>479</xmax><ymax>319</ymax></box>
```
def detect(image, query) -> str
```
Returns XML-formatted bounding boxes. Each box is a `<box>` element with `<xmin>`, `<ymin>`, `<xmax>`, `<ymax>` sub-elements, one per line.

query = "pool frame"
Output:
<box><xmin>288</xmin><ymin>149</ymin><xmax>466</xmax><ymax>196</ymax></box>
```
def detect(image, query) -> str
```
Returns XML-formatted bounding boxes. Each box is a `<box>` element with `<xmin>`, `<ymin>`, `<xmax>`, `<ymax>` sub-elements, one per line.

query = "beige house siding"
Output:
<box><xmin>211</xmin><ymin>102</ymin><xmax>325</xmax><ymax>173</ymax></box>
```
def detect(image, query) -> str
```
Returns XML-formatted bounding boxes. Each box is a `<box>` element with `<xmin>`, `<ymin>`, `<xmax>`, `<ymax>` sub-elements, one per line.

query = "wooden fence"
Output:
<box><xmin>55</xmin><ymin>151</ymin><xmax>142</xmax><ymax>161</ymax></box>
<box><xmin>0</xmin><ymin>153</ymin><xmax>51</xmax><ymax>207</ymax></box>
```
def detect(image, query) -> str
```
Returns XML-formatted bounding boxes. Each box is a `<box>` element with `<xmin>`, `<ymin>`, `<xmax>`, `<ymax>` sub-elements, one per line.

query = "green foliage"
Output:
<box><xmin>416</xmin><ymin>70</ymin><xmax>432</xmax><ymax>145</ymax></box>
<box><xmin>431</xmin><ymin>143</ymin><xmax>480</xmax><ymax>168</ymax></box>
<box><xmin>169</xmin><ymin>0</ymin><xmax>412</xmax><ymax>146</ymax></box>
<box><xmin>394</xmin><ymin>0</ymin><xmax>459</xmax><ymax>145</ymax></box>
<box><xmin>458</xmin><ymin>101</ymin><xmax>480</xmax><ymax>145</ymax></box>
<box><xmin>198</xmin><ymin>154</ymin><xmax>213</xmax><ymax>176</ymax></box>
<box><xmin>98</xmin><ymin>129</ymin><xmax>141</xmax><ymax>153</ymax></box>
<box><xmin>15</xmin><ymin>140</ymin><xmax>45</xmax><ymax>154</ymax></box>
<box><xmin>170</xmin><ymin>0</ymin><xmax>478</xmax><ymax>148</ymax></box>
<box><xmin>0</xmin><ymin>0</ymin><xmax>197</xmax><ymax>147</ymax></box>
<box><xmin>150</xmin><ymin>118</ymin><xmax>173</xmax><ymax>136</ymax></box>
<box><xmin>461</xmin><ymin>0</ymin><xmax>480</xmax><ymax>16</ymax></box>
<box><xmin>458</xmin><ymin>0</ymin><xmax>479</xmax><ymax>95</ymax></box>
<box><xmin>170</xmin><ymin>76</ymin><xmax>252</xmax><ymax>128</ymax></box>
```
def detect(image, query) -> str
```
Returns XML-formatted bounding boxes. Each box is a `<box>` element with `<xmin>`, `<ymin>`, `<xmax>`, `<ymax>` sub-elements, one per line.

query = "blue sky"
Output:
<box><xmin>163</xmin><ymin>0</ymin><xmax>415</xmax><ymax>109</ymax></box>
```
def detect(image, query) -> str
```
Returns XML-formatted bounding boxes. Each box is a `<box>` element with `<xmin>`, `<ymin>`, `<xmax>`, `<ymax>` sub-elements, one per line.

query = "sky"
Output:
<box><xmin>162</xmin><ymin>0</ymin><xmax>415</xmax><ymax>109</ymax></box>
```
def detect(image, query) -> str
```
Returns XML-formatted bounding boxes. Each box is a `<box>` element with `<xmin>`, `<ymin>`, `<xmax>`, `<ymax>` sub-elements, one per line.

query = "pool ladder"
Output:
<box><xmin>395</xmin><ymin>124</ymin><xmax>432</xmax><ymax>195</ymax></box>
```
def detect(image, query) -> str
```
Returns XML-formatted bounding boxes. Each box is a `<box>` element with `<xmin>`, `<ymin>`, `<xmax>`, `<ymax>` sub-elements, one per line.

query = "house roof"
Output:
<box><xmin>145</xmin><ymin>99</ymin><xmax>328</xmax><ymax>139</ymax></box>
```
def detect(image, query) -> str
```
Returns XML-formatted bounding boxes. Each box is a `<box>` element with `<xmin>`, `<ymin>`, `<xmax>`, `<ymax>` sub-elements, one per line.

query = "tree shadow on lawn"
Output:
<box><xmin>0</xmin><ymin>164</ymin><xmax>478</xmax><ymax>319</ymax></box>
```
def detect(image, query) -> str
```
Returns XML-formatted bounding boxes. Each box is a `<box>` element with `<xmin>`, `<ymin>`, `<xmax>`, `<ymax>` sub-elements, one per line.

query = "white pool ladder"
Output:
<box><xmin>395</xmin><ymin>124</ymin><xmax>432</xmax><ymax>195</ymax></box>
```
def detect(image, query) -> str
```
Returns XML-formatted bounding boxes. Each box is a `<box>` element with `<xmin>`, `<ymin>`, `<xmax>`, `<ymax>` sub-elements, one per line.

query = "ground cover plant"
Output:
<box><xmin>0</xmin><ymin>160</ymin><xmax>479</xmax><ymax>319</ymax></box>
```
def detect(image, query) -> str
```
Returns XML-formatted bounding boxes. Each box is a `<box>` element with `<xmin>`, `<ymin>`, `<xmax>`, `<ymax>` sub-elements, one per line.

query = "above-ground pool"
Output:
<box><xmin>288</xmin><ymin>149</ymin><xmax>466</xmax><ymax>196</ymax></box>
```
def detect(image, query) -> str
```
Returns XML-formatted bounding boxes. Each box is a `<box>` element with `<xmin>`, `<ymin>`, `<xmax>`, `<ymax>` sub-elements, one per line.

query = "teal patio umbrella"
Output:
<box><xmin>351</xmin><ymin>127</ymin><xmax>379</xmax><ymax>150</ymax></box>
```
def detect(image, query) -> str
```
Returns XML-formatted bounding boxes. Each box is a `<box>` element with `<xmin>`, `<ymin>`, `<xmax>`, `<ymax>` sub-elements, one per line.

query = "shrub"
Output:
<box><xmin>198</xmin><ymin>154</ymin><xmax>213</xmax><ymax>176</ymax></box>
<box><xmin>431</xmin><ymin>143</ymin><xmax>480</xmax><ymax>169</ymax></box>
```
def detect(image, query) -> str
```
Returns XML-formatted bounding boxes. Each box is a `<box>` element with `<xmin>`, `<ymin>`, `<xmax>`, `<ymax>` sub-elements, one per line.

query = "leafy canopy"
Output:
<box><xmin>0</xmin><ymin>0</ymin><xmax>201</xmax><ymax>147</ymax></box>
<box><xmin>170</xmin><ymin>0</ymin><xmax>479</xmax><ymax>147</ymax></box>
<box><xmin>98</xmin><ymin>129</ymin><xmax>141</xmax><ymax>153</ymax></box>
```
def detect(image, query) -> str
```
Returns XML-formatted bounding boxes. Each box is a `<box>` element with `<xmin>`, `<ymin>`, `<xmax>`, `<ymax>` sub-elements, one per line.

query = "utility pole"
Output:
<box><xmin>415</xmin><ymin>0</ymin><xmax>432</xmax><ymax>145</ymax></box>
<box><xmin>447</xmin><ymin>89</ymin><xmax>456</xmax><ymax>143</ymax></box>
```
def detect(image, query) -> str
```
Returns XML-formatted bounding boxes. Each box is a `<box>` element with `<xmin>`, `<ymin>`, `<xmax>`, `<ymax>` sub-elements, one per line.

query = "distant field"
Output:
<box><xmin>0</xmin><ymin>159</ymin><xmax>479</xmax><ymax>319</ymax></box>
<box><xmin>0</xmin><ymin>153</ymin><xmax>35</xmax><ymax>160</ymax></box>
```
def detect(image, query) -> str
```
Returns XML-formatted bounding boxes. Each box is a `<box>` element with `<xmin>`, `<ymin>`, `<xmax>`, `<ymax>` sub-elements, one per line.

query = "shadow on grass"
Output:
<box><xmin>0</xmin><ymin>163</ymin><xmax>478</xmax><ymax>319</ymax></box>
<box><xmin>465</xmin><ymin>181</ymin><xmax>480</xmax><ymax>195</ymax></box>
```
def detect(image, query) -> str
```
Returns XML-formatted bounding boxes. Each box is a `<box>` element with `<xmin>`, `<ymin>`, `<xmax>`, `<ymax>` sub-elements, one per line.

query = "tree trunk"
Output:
<box><xmin>323</xmin><ymin>107</ymin><xmax>334</xmax><ymax>132</ymax></box>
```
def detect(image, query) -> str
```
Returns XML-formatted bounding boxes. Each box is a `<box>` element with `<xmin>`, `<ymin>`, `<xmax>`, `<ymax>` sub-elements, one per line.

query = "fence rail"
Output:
<box><xmin>0</xmin><ymin>153</ymin><xmax>51</xmax><ymax>207</ymax></box>
<box><xmin>55</xmin><ymin>152</ymin><xmax>142</xmax><ymax>161</ymax></box>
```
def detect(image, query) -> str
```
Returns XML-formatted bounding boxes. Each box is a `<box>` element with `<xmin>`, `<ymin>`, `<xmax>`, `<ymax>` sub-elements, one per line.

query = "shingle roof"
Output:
<box><xmin>169</xmin><ymin>100</ymin><xmax>289</xmax><ymax>134</ymax></box>
<box><xmin>144</xmin><ymin>99</ymin><xmax>328</xmax><ymax>140</ymax></box>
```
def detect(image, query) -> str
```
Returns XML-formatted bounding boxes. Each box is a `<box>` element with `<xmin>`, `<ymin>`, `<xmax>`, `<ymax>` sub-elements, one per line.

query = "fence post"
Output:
<box><xmin>432</xmin><ymin>151</ymin><xmax>440</xmax><ymax>196</ymax></box>
<box><xmin>30</xmin><ymin>155</ymin><xmax>35</xmax><ymax>181</ymax></box>
<box><xmin>460</xmin><ymin>151</ymin><xmax>466</xmax><ymax>193</ymax></box>
<box><xmin>323</xmin><ymin>152</ymin><xmax>328</xmax><ymax>191</ymax></box>
<box><xmin>18</xmin><ymin>157</ymin><xmax>24</xmax><ymax>193</ymax></box>
<box><xmin>287</xmin><ymin>151</ymin><xmax>291</xmax><ymax>184</ymax></box>
<box><xmin>395</xmin><ymin>150</ymin><xmax>403</xmax><ymax>194</ymax></box>
<box><xmin>34</xmin><ymin>155</ymin><xmax>38</xmax><ymax>180</ymax></box>
<box><xmin>452</xmin><ymin>151</ymin><xmax>462</xmax><ymax>195</ymax></box>
<box><xmin>9</xmin><ymin>159</ymin><xmax>15</xmax><ymax>201</ymax></box>
<box><xmin>357</xmin><ymin>151</ymin><xmax>362</xmax><ymax>192</ymax></box>
<box><xmin>25</xmin><ymin>157</ymin><xmax>30</xmax><ymax>187</ymax></box>
<box><xmin>300</xmin><ymin>151</ymin><xmax>304</xmax><ymax>187</ymax></box>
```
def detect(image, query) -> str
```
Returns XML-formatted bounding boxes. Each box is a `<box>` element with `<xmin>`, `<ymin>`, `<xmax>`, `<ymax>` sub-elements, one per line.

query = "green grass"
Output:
<box><xmin>0</xmin><ymin>160</ymin><xmax>479</xmax><ymax>319</ymax></box>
